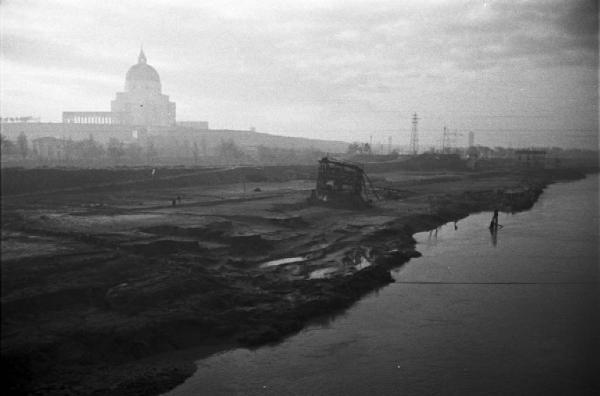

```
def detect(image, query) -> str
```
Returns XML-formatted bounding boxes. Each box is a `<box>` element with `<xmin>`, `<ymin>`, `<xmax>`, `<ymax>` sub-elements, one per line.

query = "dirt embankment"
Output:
<box><xmin>0</xmin><ymin>155</ymin><xmax>472</xmax><ymax>197</ymax></box>
<box><xmin>0</xmin><ymin>166</ymin><xmax>587</xmax><ymax>395</ymax></box>
<box><xmin>0</xmin><ymin>165</ymin><xmax>318</xmax><ymax>196</ymax></box>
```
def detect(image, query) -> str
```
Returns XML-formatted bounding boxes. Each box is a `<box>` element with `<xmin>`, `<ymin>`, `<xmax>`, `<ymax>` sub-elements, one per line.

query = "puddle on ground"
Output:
<box><xmin>343</xmin><ymin>248</ymin><xmax>372</xmax><ymax>271</ymax></box>
<box><xmin>308</xmin><ymin>267</ymin><xmax>337</xmax><ymax>279</ymax></box>
<box><xmin>354</xmin><ymin>256</ymin><xmax>371</xmax><ymax>271</ymax></box>
<box><xmin>260</xmin><ymin>256</ymin><xmax>306</xmax><ymax>268</ymax></box>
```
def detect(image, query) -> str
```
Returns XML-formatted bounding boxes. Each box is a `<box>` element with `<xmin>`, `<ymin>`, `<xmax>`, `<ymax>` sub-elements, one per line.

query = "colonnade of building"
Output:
<box><xmin>62</xmin><ymin>112</ymin><xmax>122</xmax><ymax>124</ymax></box>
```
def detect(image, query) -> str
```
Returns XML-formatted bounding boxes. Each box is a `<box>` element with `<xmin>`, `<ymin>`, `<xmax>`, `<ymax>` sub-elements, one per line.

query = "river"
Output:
<box><xmin>166</xmin><ymin>174</ymin><xmax>599</xmax><ymax>395</ymax></box>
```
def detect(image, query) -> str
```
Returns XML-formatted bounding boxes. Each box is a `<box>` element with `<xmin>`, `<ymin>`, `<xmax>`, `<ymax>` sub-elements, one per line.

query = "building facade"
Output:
<box><xmin>63</xmin><ymin>49</ymin><xmax>176</xmax><ymax>127</ymax></box>
<box><xmin>515</xmin><ymin>149</ymin><xmax>546</xmax><ymax>168</ymax></box>
<box><xmin>32</xmin><ymin>137</ymin><xmax>66</xmax><ymax>160</ymax></box>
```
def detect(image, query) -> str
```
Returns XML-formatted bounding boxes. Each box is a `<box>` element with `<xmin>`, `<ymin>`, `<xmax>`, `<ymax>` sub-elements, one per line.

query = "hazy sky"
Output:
<box><xmin>1</xmin><ymin>0</ymin><xmax>598</xmax><ymax>149</ymax></box>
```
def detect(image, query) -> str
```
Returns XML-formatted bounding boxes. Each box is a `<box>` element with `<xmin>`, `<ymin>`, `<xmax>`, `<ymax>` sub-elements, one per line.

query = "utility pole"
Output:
<box><xmin>442</xmin><ymin>126</ymin><xmax>448</xmax><ymax>153</ymax></box>
<box><xmin>410</xmin><ymin>112</ymin><xmax>419</xmax><ymax>155</ymax></box>
<box><xmin>442</xmin><ymin>126</ymin><xmax>462</xmax><ymax>154</ymax></box>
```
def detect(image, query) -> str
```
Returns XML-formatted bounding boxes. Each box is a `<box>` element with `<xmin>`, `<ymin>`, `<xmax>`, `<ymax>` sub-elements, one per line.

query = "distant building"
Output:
<box><xmin>466</xmin><ymin>146</ymin><xmax>479</xmax><ymax>159</ymax></box>
<box><xmin>63</xmin><ymin>49</ymin><xmax>176</xmax><ymax>127</ymax></box>
<box><xmin>32</xmin><ymin>137</ymin><xmax>66</xmax><ymax>160</ymax></box>
<box><xmin>473</xmin><ymin>145</ymin><xmax>494</xmax><ymax>160</ymax></box>
<box><xmin>0</xmin><ymin>116</ymin><xmax>40</xmax><ymax>123</ymax></box>
<box><xmin>515</xmin><ymin>149</ymin><xmax>546</xmax><ymax>168</ymax></box>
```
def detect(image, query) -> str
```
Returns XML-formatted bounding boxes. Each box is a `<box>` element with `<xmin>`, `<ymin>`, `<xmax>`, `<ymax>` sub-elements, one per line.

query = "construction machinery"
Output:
<box><xmin>309</xmin><ymin>157</ymin><xmax>379</xmax><ymax>207</ymax></box>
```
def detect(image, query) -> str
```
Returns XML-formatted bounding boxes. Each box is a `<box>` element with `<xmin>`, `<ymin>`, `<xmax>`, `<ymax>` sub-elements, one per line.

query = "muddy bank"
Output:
<box><xmin>0</xmin><ymin>167</ymin><xmax>588</xmax><ymax>395</ymax></box>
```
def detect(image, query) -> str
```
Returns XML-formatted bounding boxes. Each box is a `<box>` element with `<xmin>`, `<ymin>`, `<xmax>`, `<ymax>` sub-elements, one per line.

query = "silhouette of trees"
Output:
<box><xmin>192</xmin><ymin>141</ymin><xmax>200</xmax><ymax>164</ymax></box>
<box><xmin>200</xmin><ymin>137</ymin><xmax>207</xmax><ymax>157</ymax></box>
<box><xmin>17</xmin><ymin>132</ymin><xmax>28</xmax><ymax>158</ymax></box>
<box><xmin>146</xmin><ymin>139</ymin><xmax>158</xmax><ymax>162</ymax></box>
<box><xmin>62</xmin><ymin>138</ymin><xmax>75</xmax><ymax>162</ymax></box>
<box><xmin>78</xmin><ymin>135</ymin><xmax>105</xmax><ymax>160</ymax></box>
<box><xmin>0</xmin><ymin>134</ymin><xmax>16</xmax><ymax>155</ymax></box>
<box><xmin>346</xmin><ymin>142</ymin><xmax>371</xmax><ymax>155</ymax></box>
<box><xmin>257</xmin><ymin>145</ymin><xmax>297</xmax><ymax>164</ymax></box>
<box><xmin>125</xmin><ymin>142</ymin><xmax>143</xmax><ymax>163</ymax></box>
<box><xmin>256</xmin><ymin>145</ymin><xmax>325</xmax><ymax>165</ymax></box>
<box><xmin>107</xmin><ymin>138</ymin><xmax>125</xmax><ymax>162</ymax></box>
<box><xmin>217</xmin><ymin>139</ymin><xmax>245</xmax><ymax>163</ymax></box>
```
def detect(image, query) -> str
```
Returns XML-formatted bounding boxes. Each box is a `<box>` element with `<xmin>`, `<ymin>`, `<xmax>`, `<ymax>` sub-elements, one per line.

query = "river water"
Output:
<box><xmin>167</xmin><ymin>175</ymin><xmax>599</xmax><ymax>396</ymax></box>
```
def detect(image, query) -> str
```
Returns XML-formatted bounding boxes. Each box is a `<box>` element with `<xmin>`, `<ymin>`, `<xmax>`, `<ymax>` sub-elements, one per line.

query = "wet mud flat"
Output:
<box><xmin>0</xmin><ymin>166</ymin><xmax>586</xmax><ymax>395</ymax></box>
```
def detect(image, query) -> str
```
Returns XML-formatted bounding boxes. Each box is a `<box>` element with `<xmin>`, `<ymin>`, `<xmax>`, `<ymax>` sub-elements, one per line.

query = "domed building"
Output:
<box><xmin>62</xmin><ymin>49</ymin><xmax>176</xmax><ymax>127</ymax></box>
<box><xmin>111</xmin><ymin>49</ymin><xmax>176</xmax><ymax>126</ymax></box>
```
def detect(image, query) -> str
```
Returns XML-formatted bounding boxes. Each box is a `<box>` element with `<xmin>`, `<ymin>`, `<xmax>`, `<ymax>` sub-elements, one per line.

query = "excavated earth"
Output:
<box><xmin>0</xmin><ymin>165</ymin><xmax>587</xmax><ymax>395</ymax></box>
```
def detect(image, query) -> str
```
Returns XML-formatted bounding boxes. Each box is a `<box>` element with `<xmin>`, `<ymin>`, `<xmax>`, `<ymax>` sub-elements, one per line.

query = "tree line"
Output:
<box><xmin>1</xmin><ymin>132</ymin><xmax>328</xmax><ymax>166</ymax></box>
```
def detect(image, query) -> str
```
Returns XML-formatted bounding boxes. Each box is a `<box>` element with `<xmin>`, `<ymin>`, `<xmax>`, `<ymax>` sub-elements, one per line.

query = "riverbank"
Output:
<box><xmin>0</xmin><ymin>166</ymin><xmax>589</xmax><ymax>395</ymax></box>
<box><xmin>166</xmin><ymin>174</ymin><xmax>598</xmax><ymax>396</ymax></box>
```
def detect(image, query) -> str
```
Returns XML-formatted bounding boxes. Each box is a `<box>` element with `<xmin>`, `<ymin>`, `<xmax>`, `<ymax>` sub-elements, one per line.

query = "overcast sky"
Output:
<box><xmin>1</xmin><ymin>0</ymin><xmax>598</xmax><ymax>149</ymax></box>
